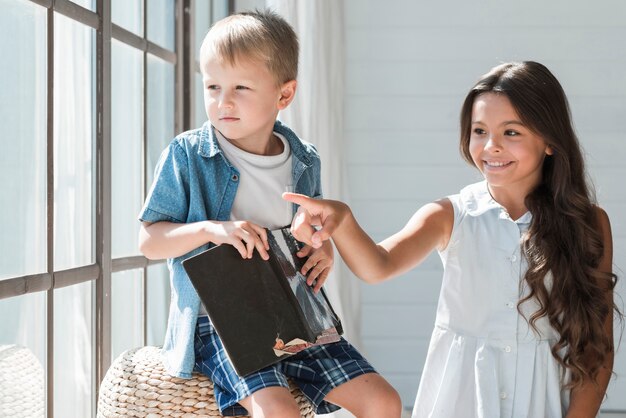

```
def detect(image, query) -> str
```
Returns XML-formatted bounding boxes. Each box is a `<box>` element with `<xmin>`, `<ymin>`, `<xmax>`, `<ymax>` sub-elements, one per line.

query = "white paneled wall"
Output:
<box><xmin>344</xmin><ymin>0</ymin><xmax>626</xmax><ymax>410</ymax></box>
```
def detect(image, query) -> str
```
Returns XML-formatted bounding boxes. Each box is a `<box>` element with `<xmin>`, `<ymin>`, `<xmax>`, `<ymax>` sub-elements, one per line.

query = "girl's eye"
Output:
<box><xmin>207</xmin><ymin>85</ymin><xmax>219</xmax><ymax>90</ymax></box>
<box><xmin>504</xmin><ymin>130</ymin><xmax>520</xmax><ymax>137</ymax></box>
<box><xmin>473</xmin><ymin>128</ymin><xmax>486</xmax><ymax>135</ymax></box>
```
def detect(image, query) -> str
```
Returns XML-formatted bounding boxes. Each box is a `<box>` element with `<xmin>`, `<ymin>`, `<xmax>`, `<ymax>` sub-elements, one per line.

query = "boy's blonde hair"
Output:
<box><xmin>199</xmin><ymin>9</ymin><xmax>299</xmax><ymax>84</ymax></box>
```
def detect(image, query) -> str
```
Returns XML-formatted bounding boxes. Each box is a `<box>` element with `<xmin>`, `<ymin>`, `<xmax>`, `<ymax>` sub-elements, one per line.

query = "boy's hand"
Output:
<box><xmin>297</xmin><ymin>240</ymin><xmax>334</xmax><ymax>293</ymax></box>
<box><xmin>206</xmin><ymin>220</ymin><xmax>270</xmax><ymax>260</ymax></box>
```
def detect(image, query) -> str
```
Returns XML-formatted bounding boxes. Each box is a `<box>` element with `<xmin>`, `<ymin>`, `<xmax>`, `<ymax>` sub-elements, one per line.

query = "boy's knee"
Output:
<box><xmin>365</xmin><ymin>384</ymin><xmax>403</xmax><ymax>417</ymax></box>
<box><xmin>387</xmin><ymin>386</ymin><xmax>403</xmax><ymax>412</ymax></box>
<box><xmin>250</xmin><ymin>404</ymin><xmax>300</xmax><ymax>418</ymax></box>
<box><xmin>248</xmin><ymin>396</ymin><xmax>301</xmax><ymax>418</ymax></box>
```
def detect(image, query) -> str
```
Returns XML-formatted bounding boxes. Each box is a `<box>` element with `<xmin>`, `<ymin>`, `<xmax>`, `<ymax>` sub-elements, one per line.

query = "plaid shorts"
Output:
<box><xmin>193</xmin><ymin>316</ymin><xmax>377</xmax><ymax>416</ymax></box>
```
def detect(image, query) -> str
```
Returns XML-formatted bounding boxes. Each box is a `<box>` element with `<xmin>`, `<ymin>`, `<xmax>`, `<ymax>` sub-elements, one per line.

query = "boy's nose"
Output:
<box><xmin>218</xmin><ymin>92</ymin><xmax>234</xmax><ymax>109</ymax></box>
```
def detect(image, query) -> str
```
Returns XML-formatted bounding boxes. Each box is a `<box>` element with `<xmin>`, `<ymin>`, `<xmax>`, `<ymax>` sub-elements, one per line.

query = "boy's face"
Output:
<box><xmin>202</xmin><ymin>54</ymin><xmax>295</xmax><ymax>153</ymax></box>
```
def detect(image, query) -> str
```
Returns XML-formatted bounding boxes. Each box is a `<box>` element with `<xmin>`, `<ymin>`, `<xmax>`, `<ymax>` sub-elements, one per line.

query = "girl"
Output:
<box><xmin>283</xmin><ymin>61</ymin><xmax>619</xmax><ymax>417</ymax></box>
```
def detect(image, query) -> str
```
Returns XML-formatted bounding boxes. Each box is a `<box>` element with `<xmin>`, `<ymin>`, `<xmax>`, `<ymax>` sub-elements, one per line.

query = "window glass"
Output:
<box><xmin>147</xmin><ymin>0</ymin><xmax>175</xmax><ymax>50</ymax></box>
<box><xmin>195</xmin><ymin>72</ymin><xmax>207</xmax><ymax>128</ymax></box>
<box><xmin>54</xmin><ymin>13</ymin><xmax>95</xmax><ymax>271</ymax></box>
<box><xmin>213</xmin><ymin>0</ymin><xmax>229</xmax><ymax>22</ymax></box>
<box><xmin>147</xmin><ymin>263</ymin><xmax>170</xmax><ymax>346</ymax></box>
<box><xmin>67</xmin><ymin>0</ymin><xmax>95</xmax><ymax>11</ymax></box>
<box><xmin>0</xmin><ymin>292</ymin><xmax>47</xmax><ymax>418</ymax></box>
<box><xmin>112</xmin><ymin>0</ymin><xmax>143</xmax><ymax>36</ymax></box>
<box><xmin>111</xmin><ymin>40</ymin><xmax>143</xmax><ymax>259</ymax></box>
<box><xmin>193</xmin><ymin>0</ymin><xmax>211</xmax><ymax>61</ymax></box>
<box><xmin>111</xmin><ymin>269</ymin><xmax>144</xmax><ymax>360</ymax></box>
<box><xmin>0</xmin><ymin>0</ymin><xmax>47</xmax><ymax>280</ymax></box>
<box><xmin>147</xmin><ymin>54</ymin><xmax>175</xmax><ymax>186</ymax></box>
<box><xmin>54</xmin><ymin>281</ymin><xmax>94</xmax><ymax>418</ymax></box>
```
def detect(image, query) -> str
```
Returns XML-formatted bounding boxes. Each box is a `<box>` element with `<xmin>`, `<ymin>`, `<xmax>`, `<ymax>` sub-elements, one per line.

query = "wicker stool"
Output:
<box><xmin>0</xmin><ymin>344</ymin><xmax>45</xmax><ymax>418</ymax></box>
<box><xmin>97</xmin><ymin>346</ymin><xmax>315</xmax><ymax>417</ymax></box>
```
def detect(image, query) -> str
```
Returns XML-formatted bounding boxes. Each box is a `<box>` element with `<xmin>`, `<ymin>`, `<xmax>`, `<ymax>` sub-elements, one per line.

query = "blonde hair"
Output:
<box><xmin>199</xmin><ymin>9</ymin><xmax>298</xmax><ymax>84</ymax></box>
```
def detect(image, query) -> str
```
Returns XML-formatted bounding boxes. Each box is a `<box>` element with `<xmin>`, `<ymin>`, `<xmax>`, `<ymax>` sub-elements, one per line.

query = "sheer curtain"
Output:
<box><xmin>265</xmin><ymin>2</ymin><xmax>360</xmax><ymax>416</ymax></box>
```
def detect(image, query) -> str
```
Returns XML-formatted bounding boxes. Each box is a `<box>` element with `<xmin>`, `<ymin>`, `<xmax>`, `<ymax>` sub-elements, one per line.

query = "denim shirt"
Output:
<box><xmin>138</xmin><ymin>120</ymin><xmax>322</xmax><ymax>378</ymax></box>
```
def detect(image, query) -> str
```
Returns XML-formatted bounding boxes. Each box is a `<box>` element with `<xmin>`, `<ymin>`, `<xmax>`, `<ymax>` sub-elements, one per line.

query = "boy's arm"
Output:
<box><xmin>566</xmin><ymin>208</ymin><xmax>614</xmax><ymax>418</ymax></box>
<box><xmin>139</xmin><ymin>220</ymin><xmax>270</xmax><ymax>261</ymax></box>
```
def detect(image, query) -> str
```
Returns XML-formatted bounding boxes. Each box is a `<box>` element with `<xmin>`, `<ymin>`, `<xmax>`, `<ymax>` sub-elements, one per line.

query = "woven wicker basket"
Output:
<box><xmin>97</xmin><ymin>346</ymin><xmax>314</xmax><ymax>417</ymax></box>
<box><xmin>0</xmin><ymin>344</ymin><xmax>45</xmax><ymax>418</ymax></box>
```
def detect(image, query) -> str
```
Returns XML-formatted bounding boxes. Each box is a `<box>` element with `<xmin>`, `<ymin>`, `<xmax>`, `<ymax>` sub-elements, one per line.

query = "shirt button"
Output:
<box><xmin>504</xmin><ymin>346</ymin><xmax>512</xmax><ymax>353</ymax></box>
<box><xmin>510</xmin><ymin>255</ymin><xmax>517</xmax><ymax>262</ymax></box>
<box><xmin>500</xmin><ymin>392</ymin><xmax>507</xmax><ymax>399</ymax></box>
<box><xmin>506</xmin><ymin>302</ymin><xmax>515</xmax><ymax>308</ymax></box>
<box><xmin>231</xmin><ymin>174</ymin><xmax>239</xmax><ymax>182</ymax></box>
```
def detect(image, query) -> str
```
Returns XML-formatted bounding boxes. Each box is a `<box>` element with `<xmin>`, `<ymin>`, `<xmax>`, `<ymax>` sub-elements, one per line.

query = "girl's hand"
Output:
<box><xmin>297</xmin><ymin>241</ymin><xmax>334</xmax><ymax>293</ymax></box>
<box><xmin>282</xmin><ymin>193</ymin><xmax>350</xmax><ymax>248</ymax></box>
<box><xmin>206</xmin><ymin>220</ymin><xmax>270</xmax><ymax>260</ymax></box>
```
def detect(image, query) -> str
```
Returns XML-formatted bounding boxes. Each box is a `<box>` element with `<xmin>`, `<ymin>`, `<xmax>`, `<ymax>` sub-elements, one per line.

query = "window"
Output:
<box><xmin>0</xmin><ymin>1</ymin><xmax>230</xmax><ymax>416</ymax></box>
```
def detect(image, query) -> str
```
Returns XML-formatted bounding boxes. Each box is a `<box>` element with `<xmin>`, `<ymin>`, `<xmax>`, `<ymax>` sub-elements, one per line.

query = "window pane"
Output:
<box><xmin>213</xmin><ymin>0</ymin><xmax>229</xmax><ymax>22</ymax></box>
<box><xmin>54</xmin><ymin>14</ymin><xmax>95</xmax><ymax>271</ymax></box>
<box><xmin>111</xmin><ymin>269</ymin><xmax>144</xmax><ymax>360</ymax></box>
<box><xmin>54</xmin><ymin>282</ymin><xmax>93</xmax><ymax>418</ymax></box>
<box><xmin>67</xmin><ymin>0</ymin><xmax>95</xmax><ymax>11</ymax></box>
<box><xmin>146</xmin><ymin>263</ymin><xmax>170</xmax><ymax>346</ymax></box>
<box><xmin>193</xmin><ymin>0</ymin><xmax>211</xmax><ymax>61</ymax></box>
<box><xmin>0</xmin><ymin>0</ymin><xmax>47</xmax><ymax>280</ymax></box>
<box><xmin>195</xmin><ymin>72</ymin><xmax>207</xmax><ymax>128</ymax></box>
<box><xmin>112</xmin><ymin>40</ymin><xmax>143</xmax><ymax>258</ymax></box>
<box><xmin>147</xmin><ymin>0</ymin><xmax>175</xmax><ymax>50</ymax></box>
<box><xmin>147</xmin><ymin>54</ymin><xmax>175</xmax><ymax>186</ymax></box>
<box><xmin>0</xmin><ymin>292</ymin><xmax>47</xmax><ymax>418</ymax></box>
<box><xmin>112</xmin><ymin>0</ymin><xmax>143</xmax><ymax>37</ymax></box>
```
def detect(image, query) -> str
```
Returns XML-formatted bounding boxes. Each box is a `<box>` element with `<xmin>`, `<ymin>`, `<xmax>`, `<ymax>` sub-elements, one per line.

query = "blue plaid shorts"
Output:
<box><xmin>193</xmin><ymin>316</ymin><xmax>377</xmax><ymax>416</ymax></box>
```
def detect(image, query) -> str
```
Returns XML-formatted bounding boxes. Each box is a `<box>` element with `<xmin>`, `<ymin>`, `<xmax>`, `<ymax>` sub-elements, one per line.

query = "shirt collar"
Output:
<box><xmin>464</xmin><ymin>181</ymin><xmax>532</xmax><ymax>224</ymax></box>
<box><xmin>196</xmin><ymin>120</ymin><xmax>312</xmax><ymax>167</ymax></box>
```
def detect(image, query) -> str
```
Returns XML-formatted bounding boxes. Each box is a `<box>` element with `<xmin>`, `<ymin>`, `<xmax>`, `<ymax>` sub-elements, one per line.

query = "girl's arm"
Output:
<box><xmin>566</xmin><ymin>207</ymin><xmax>614</xmax><ymax>418</ymax></box>
<box><xmin>139</xmin><ymin>220</ymin><xmax>270</xmax><ymax>261</ymax></box>
<box><xmin>282</xmin><ymin>193</ymin><xmax>454</xmax><ymax>284</ymax></box>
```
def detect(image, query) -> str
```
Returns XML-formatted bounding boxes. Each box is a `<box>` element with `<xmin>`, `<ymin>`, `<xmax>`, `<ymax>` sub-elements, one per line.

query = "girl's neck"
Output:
<box><xmin>487</xmin><ymin>184</ymin><xmax>530</xmax><ymax>221</ymax></box>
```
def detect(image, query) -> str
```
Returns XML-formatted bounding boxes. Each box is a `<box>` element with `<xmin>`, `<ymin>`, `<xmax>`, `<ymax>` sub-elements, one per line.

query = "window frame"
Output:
<box><xmin>0</xmin><ymin>0</ymin><xmax>234</xmax><ymax>416</ymax></box>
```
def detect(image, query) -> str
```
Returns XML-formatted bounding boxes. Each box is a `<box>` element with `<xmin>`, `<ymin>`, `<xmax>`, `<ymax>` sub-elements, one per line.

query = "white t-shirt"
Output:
<box><xmin>216</xmin><ymin>130</ymin><xmax>293</xmax><ymax>229</ymax></box>
<box><xmin>198</xmin><ymin>130</ymin><xmax>293</xmax><ymax>317</ymax></box>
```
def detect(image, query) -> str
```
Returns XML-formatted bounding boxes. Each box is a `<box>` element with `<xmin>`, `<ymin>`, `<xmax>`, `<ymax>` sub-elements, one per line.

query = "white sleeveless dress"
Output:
<box><xmin>412</xmin><ymin>181</ymin><xmax>574</xmax><ymax>418</ymax></box>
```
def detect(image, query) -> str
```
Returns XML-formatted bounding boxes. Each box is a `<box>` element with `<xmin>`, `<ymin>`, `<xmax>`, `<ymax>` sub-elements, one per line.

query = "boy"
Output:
<box><xmin>138</xmin><ymin>10</ymin><xmax>401</xmax><ymax>418</ymax></box>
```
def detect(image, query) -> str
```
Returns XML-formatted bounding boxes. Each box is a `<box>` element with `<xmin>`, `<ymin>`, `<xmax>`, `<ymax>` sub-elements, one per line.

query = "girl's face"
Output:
<box><xmin>469</xmin><ymin>93</ymin><xmax>553</xmax><ymax>199</ymax></box>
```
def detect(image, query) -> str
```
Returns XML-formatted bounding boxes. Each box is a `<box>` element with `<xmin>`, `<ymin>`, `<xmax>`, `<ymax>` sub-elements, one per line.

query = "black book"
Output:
<box><xmin>182</xmin><ymin>226</ymin><xmax>343</xmax><ymax>377</ymax></box>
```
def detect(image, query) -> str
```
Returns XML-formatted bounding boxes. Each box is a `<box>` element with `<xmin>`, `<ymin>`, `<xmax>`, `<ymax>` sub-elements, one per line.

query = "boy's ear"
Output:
<box><xmin>277</xmin><ymin>80</ymin><xmax>297</xmax><ymax>110</ymax></box>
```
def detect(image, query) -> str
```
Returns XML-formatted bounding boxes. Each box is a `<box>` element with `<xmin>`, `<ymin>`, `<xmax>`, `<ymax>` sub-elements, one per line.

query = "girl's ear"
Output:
<box><xmin>277</xmin><ymin>80</ymin><xmax>297</xmax><ymax>110</ymax></box>
<box><xmin>545</xmin><ymin>145</ymin><xmax>554</xmax><ymax>156</ymax></box>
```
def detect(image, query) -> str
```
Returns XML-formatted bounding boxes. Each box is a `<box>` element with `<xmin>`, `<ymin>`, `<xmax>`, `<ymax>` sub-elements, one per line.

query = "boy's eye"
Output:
<box><xmin>207</xmin><ymin>85</ymin><xmax>219</xmax><ymax>90</ymax></box>
<box><xmin>235</xmin><ymin>85</ymin><xmax>249</xmax><ymax>90</ymax></box>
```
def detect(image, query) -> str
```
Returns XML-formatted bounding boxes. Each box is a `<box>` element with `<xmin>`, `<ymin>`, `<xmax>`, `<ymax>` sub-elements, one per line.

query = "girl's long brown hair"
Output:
<box><xmin>459</xmin><ymin>61</ymin><xmax>618</xmax><ymax>388</ymax></box>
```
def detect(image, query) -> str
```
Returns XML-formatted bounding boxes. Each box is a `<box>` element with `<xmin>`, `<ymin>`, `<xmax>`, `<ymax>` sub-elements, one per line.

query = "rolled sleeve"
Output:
<box><xmin>139</xmin><ymin>141</ymin><xmax>190</xmax><ymax>224</ymax></box>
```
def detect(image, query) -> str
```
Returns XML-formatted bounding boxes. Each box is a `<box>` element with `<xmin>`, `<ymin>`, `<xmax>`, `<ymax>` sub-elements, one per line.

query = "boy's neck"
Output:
<box><xmin>218</xmin><ymin>127</ymin><xmax>284</xmax><ymax>156</ymax></box>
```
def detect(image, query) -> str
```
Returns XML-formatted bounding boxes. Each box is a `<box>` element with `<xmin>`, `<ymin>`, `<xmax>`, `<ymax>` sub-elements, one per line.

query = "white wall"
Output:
<box><xmin>344</xmin><ymin>0</ymin><xmax>626</xmax><ymax>410</ymax></box>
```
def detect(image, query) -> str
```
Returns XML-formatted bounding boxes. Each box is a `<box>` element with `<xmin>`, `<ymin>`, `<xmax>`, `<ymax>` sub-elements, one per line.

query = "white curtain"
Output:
<box><xmin>265</xmin><ymin>2</ymin><xmax>359</xmax><ymax>416</ymax></box>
